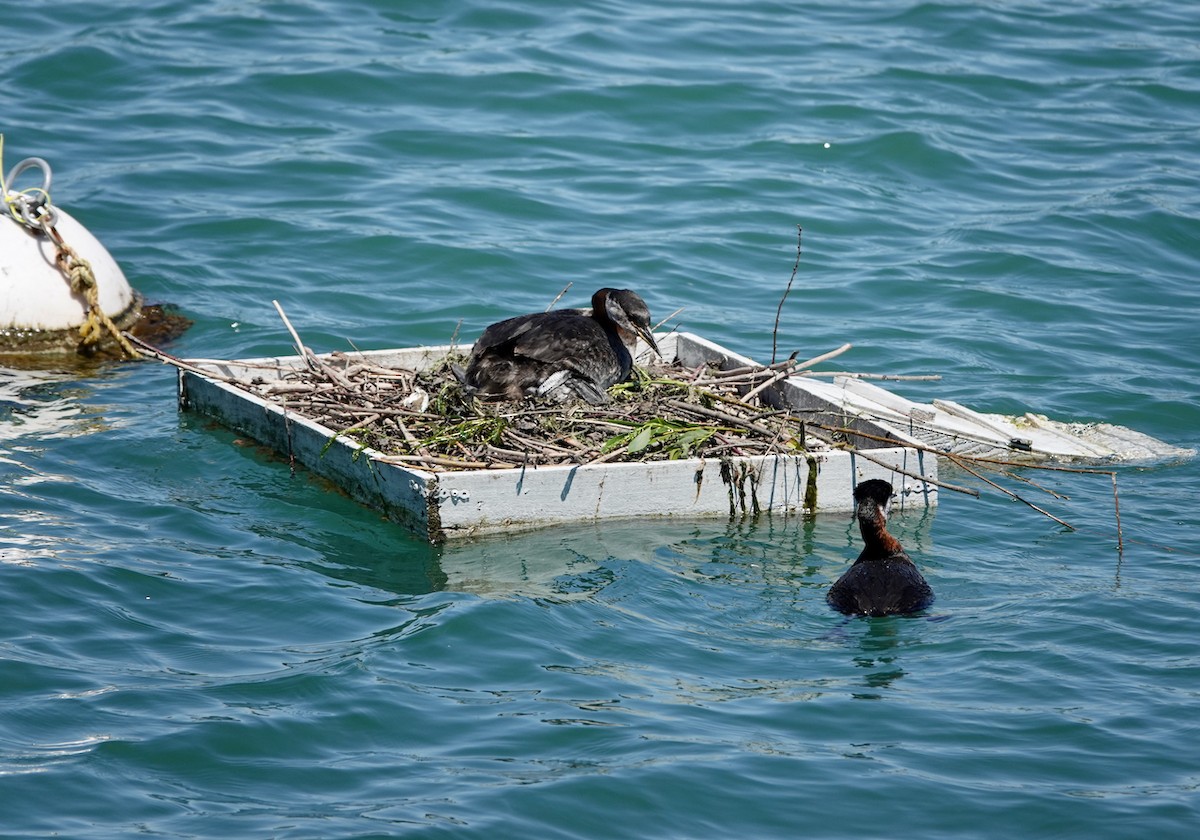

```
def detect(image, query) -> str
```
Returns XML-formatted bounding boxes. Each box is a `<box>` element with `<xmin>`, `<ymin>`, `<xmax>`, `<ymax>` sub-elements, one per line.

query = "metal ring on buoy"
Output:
<box><xmin>3</xmin><ymin>156</ymin><xmax>58</xmax><ymax>230</ymax></box>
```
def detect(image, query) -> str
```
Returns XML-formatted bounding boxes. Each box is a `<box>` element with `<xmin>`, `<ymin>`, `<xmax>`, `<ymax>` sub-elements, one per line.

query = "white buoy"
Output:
<box><xmin>1</xmin><ymin>155</ymin><xmax>141</xmax><ymax>357</ymax></box>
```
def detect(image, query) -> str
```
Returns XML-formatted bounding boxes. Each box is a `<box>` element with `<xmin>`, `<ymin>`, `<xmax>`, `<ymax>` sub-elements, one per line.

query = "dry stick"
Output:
<box><xmin>708</xmin><ymin>434</ymin><xmax>751</xmax><ymax>456</ymax></box>
<box><xmin>263</xmin><ymin>382</ymin><xmax>326</xmax><ymax>396</ymax></box>
<box><xmin>799</xmin><ymin>371</ymin><xmax>942</xmax><ymax>382</ymax></box>
<box><xmin>742</xmin><ymin>343</ymin><xmax>854</xmax><ymax>404</ymax></box>
<box><xmin>343</xmin><ymin>413</ymin><xmax>381</xmax><ymax>432</ymax></box>
<box><xmin>586</xmin><ymin>444</ymin><xmax>629</xmax><ymax>465</ymax></box>
<box><xmin>851</xmin><ymin>447</ymin><xmax>980</xmax><ymax>497</ymax></box>
<box><xmin>486</xmin><ymin>445</ymin><xmax>539</xmax><ymax>463</ymax></box>
<box><xmin>960</xmin><ymin>454</ymin><xmax>1117</xmax><ymax>477</ymax></box>
<box><xmin>709</xmin><ymin>388</ymin><xmax>799</xmax><ymax>421</ymax></box>
<box><xmin>375</xmin><ymin>453</ymin><xmax>508</xmax><ymax>470</ymax></box>
<box><xmin>272</xmin><ymin>299</ymin><xmax>356</xmax><ymax>390</ymax></box>
<box><xmin>791</xmin><ymin>342</ymin><xmax>854</xmax><ymax>373</ymax></box>
<box><xmin>546</xmin><ymin>282</ymin><xmax>573</xmax><ymax>311</ymax></box>
<box><xmin>690</xmin><ymin>344</ymin><xmax>853</xmax><ymax>403</ymax></box>
<box><xmin>653</xmin><ymin>307</ymin><xmax>685</xmax><ymax>332</ymax></box>
<box><xmin>351</xmin><ymin>361</ymin><xmax>418</xmax><ymax>378</ymax></box>
<box><xmin>295</xmin><ymin>403</ymin><xmax>440</xmax><ymax>421</ymax></box>
<box><xmin>123</xmin><ymin>333</ymin><xmax>243</xmax><ymax>382</ymax></box>
<box><xmin>816</xmin><ymin>422</ymin><xmax>1116</xmax><ymax>479</ymax></box>
<box><xmin>694</xmin><ymin>358</ymin><xmax>800</xmax><ymax>381</ymax></box>
<box><xmin>662</xmin><ymin>398</ymin><xmax>778</xmax><ymax>438</ymax></box>
<box><xmin>507</xmin><ymin>432</ymin><xmax>583</xmax><ymax>456</ymax></box>
<box><xmin>174</xmin><ymin>357</ymin><xmax>299</xmax><ymax>373</ymax></box>
<box><xmin>273</xmin><ymin>299</ymin><xmax>313</xmax><ymax>365</ymax></box>
<box><xmin>739</xmin><ymin>361</ymin><xmax>798</xmax><ymax>403</ymax></box>
<box><xmin>771</xmin><ymin>225</ymin><xmax>802</xmax><ymax>365</ymax></box>
<box><xmin>1006</xmin><ymin>470</ymin><xmax>1071</xmax><ymax>500</ymax></box>
<box><xmin>546</xmin><ymin>418</ymin><xmax>634</xmax><ymax>436</ymax></box>
<box><xmin>498</xmin><ymin>429</ymin><xmax>571</xmax><ymax>458</ymax></box>
<box><xmin>1111</xmin><ymin>472</ymin><xmax>1125</xmax><ymax>554</ymax></box>
<box><xmin>948</xmin><ymin>454</ymin><xmax>1074</xmax><ymax>529</ymax></box>
<box><xmin>394</xmin><ymin>416</ymin><xmax>434</xmax><ymax>461</ymax></box>
<box><xmin>816</xmin><ymin>420</ymin><xmax>1115</xmax><ymax>531</ymax></box>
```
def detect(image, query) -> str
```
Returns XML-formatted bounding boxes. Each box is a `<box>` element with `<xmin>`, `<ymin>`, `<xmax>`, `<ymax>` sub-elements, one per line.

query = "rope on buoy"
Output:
<box><xmin>2</xmin><ymin>145</ymin><xmax>138</xmax><ymax>359</ymax></box>
<box><xmin>51</xmin><ymin>227</ymin><xmax>139</xmax><ymax>357</ymax></box>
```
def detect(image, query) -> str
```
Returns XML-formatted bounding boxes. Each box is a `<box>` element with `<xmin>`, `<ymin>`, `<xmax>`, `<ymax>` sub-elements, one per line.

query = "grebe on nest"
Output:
<box><xmin>462</xmin><ymin>287</ymin><xmax>659</xmax><ymax>405</ymax></box>
<box><xmin>827</xmin><ymin>479</ymin><xmax>934</xmax><ymax>617</ymax></box>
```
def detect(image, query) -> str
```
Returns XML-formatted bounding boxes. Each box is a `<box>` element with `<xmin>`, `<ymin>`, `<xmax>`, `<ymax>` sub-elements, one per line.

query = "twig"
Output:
<box><xmin>816</xmin><ymin>422</ymin><xmax>1115</xmax><ymax>475</ymax></box>
<box><xmin>663</xmin><ymin>398</ymin><xmax>780</xmax><ymax>439</ymax></box>
<box><xmin>740</xmin><ymin>360</ymin><xmax>799</xmax><ymax>403</ymax></box>
<box><xmin>586</xmin><ymin>445</ymin><xmax>629</xmax><ymax>465</ymax></box>
<box><xmin>739</xmin><ymin>343</ymin><xmax>854</xmax><ymax>405</ymax></box>
<box><xmin>272</xmin><ymin>300</ymin><xmax>355</xmax><ymax>390</ymax></box>
<box><xmin>798</xmin><ymin>371</ymin><xmax>941</xmax><ymax>382</ymax></box>
<box><xmin>169</xmin><ymin>358</ymin><xmax>297</xmax><ymax>372</ymax></box>
<box><xmin>694</xmin><ymin>359</ymin><xmax>800</xmax><ymax>381</ymax></box>
<box><xmin>273</xmin><ymin>300</ymin><xmax>312</xmax><ymax>366</ymax></box>
<box><xmin>375</xmin><ymin>453</ymin><xmax>512</xmax><ymax>470</ymax></box>
<box><xmin>122</xmin><ymin>333</ymin><xmax>242</xmax><ymax>382</ymax></box>
<box><xmin>1006</xmin><ymin>470</ymin><xmax>1071</xmax><ymax>500</ymax></box>
<box><xmin>771</xmin><ymin>225</ymin><xmax>802</xmax><ymax>365</ymax></box>
<box><xmin>344</xmin><ymin>414</ymin><xmax>381</xmax><ymax>432</ymax></box>
<box><xmin>653</xmin><ymin>307</ymin><xmax>684</xmax><ymax>332</ymax></box>
<box><xmin>792</xmin><ymin>342</ymin><xmax>853</xmax><ymax>372</ymax></box>
<box><xmin>546</xmin><ymin>283</ymin><xmax>573</xmax><ymax>311</ymax></box>
<box><xmin>850</xmin><ymin>447</ymin><xmax>979</xmax><ymax>497</ymax></box>
<box><xmin>1111</xmin><ymin>472</ymin><xmax>1124</xmax><ymax>554</ymax></box>
<box><xmin>394</xmin><ymin>416</ymin><xmax>433</xmax><ymax>461</ymax></box>
<box><xmin>947</xmin><ymin>454</ymin><xmax>1074</xmax><ymax>529</ymax></box>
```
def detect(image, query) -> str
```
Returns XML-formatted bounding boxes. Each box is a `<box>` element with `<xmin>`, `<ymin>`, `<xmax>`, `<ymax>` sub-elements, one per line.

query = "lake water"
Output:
<box><xmin>3</xmin><ymin>1</ymin><xmax>1199</xmax><ymax>837</ymax></box>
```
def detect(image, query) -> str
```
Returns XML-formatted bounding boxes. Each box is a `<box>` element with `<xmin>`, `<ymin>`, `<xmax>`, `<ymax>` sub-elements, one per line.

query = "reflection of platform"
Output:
<box><xmin>177</xmin><ymin>332</ymin><xmax>939</xmax><ymax>543</ymax></box>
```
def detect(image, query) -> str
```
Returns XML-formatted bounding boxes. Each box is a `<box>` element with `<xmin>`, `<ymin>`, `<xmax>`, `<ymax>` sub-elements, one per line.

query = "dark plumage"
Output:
<box><xmin>462</xmin><ymin>288</ymin><xmax>659</xmax><ymax>405</ymax></box>
<box><xmin>826</xmin><ymin>479</ymin><xmax>934</xmax><ymax>617</ymax></box>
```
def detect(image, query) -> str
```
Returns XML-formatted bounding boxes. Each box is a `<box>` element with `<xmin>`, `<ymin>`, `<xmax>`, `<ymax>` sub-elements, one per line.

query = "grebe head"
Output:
<box><xmin>853</xmin><ymin>479</ymin><xmax>895</xmax><ymax>521</ymax></box>
<box><xmin>592</xmin><ymin>288</ymin><xmax>661</xmax><ymax>357</ymax></box>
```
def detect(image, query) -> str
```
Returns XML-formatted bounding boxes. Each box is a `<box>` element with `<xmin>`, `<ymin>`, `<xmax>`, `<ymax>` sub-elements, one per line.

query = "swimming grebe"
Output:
<box><xmin>826</xmin><ymin>479</ymin><xmax>934</xmax><ymax>617</ymax></box>
<box><xmin>462</xmin><ymin>287</ymin><xmax>659</xmax><ymax>404</ymax></box>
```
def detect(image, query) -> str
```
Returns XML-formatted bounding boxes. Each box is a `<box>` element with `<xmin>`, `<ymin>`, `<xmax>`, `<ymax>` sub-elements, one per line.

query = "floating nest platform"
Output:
<box><xmin>172</xmin><ymin>331</ymin><xmax>939</xmax><ymax>542</ymax></box>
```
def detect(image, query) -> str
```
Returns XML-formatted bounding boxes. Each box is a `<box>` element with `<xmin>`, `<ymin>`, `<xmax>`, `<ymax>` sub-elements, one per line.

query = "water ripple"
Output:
<box><xmin>3</xmin><ymin>1</ymin><xmax>1199</xmax><ymax>837</ymax></box>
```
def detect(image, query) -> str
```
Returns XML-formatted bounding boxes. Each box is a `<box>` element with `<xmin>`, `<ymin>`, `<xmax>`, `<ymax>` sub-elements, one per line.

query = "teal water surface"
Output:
<box><xmin>3</xmin><ymin>1</ymin><xmax>1199</xmax><ymax>837</ymax></box>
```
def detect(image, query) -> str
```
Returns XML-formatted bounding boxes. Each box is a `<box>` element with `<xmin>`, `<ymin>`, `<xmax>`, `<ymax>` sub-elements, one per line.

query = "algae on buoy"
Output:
<box><xmin>1</xmin><ymin>145</ymin><xmax>188</xmax><ymax>363</ymax></box>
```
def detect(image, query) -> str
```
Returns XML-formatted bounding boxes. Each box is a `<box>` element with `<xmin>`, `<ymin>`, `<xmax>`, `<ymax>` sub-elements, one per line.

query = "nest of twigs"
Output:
<box><xmin>239</xmin><ymin>350</ymin><xmax>834</xmax><ymax>472</ymax></box>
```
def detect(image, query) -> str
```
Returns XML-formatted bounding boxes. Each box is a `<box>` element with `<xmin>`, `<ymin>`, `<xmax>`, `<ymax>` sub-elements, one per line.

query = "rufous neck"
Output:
<box><xmin>858</xmin><ymin>505</ymin><xmax>904</xmax><ymax>557</ymax></box>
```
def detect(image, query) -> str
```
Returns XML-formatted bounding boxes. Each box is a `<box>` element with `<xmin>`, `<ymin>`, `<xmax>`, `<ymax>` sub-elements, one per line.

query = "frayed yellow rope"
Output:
<box><xmin>54</xmin><ymin>238</ymin><xmax>138</xmax><ymax>358</ymax></box>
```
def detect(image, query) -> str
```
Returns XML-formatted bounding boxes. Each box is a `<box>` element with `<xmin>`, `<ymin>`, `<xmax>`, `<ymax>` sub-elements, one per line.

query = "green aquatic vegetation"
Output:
<box><xmin>416</xmin><ymin>416</ymin><xmax>509</xmax><ymax>450</ymax></box>
<box><xmin>602</xmin><ymin>417</ymin><xmax>721</xmax><ymax>460</ymax></box>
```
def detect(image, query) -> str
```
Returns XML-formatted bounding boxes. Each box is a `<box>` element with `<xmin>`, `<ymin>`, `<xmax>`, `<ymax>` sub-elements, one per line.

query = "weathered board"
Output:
<box><xmin>784</xmin><ymin>372</ymin><xmax>1192</xmax><ymax>463</ymax></box>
